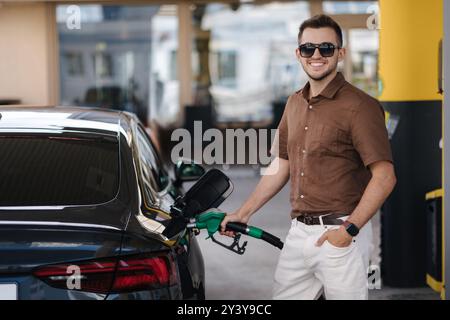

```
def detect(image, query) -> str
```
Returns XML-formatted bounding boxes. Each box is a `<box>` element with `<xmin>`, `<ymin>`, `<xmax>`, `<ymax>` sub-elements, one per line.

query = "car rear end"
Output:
<box><xmin>0</xmin><ymin>109</ymin><xmax>181</xmax><ymax>299</ymax></box>
<box><xmin>0</xmin><ymin>223</ymin><xmax>180</xmax><ymax>300</ymax></box>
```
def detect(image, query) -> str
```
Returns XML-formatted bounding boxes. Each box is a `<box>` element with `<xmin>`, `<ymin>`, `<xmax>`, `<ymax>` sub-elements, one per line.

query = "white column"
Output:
<box><xmin>177</xmin><ymin>2</ymin><xmax>193</xmax><ymax>124</ymax></box>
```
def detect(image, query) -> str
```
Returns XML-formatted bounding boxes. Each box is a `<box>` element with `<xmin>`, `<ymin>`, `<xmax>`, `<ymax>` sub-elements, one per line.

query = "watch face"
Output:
<box><xmin>346</xmin><ymin>223</ymin><xmax>359</xmax><ymax>236</ymax></box>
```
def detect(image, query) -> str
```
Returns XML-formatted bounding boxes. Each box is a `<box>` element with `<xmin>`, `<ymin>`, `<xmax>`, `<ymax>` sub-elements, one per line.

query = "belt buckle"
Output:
<box><xmin>304</xmin><ymin>215</ymin><xmax>313</xmax><ymax>225</ymax></box>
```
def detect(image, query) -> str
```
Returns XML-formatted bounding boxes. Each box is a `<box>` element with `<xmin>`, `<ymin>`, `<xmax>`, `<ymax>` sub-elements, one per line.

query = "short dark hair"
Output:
<box><xmin>298</xmin><ymin>14</ymin><xmax>343</xmax><ymax>47</ymax></box>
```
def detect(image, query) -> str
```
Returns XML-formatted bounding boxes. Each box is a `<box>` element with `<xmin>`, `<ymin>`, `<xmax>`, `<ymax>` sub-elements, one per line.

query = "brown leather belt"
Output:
<box><xmin>296</xmin><ymin>213</ymin><xmax>349</xmax><ymax>225</ymax></box>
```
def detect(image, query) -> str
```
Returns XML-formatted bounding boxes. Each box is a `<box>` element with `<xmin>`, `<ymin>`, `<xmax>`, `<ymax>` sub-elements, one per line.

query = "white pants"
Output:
<box><xmin>273</xmin><ymin>217</ymin><xmax>373</xmax><ymax>300</ymax></box>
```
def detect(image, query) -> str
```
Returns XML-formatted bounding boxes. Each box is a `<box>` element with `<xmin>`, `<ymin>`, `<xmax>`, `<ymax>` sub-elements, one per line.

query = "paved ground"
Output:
<box><xmin>194</xmin><ymin>167</ymin><xmax>441</xmax><ymax>300</ymax></box>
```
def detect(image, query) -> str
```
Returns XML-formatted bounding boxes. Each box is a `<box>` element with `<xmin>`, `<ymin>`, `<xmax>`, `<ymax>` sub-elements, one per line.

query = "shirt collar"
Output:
<box><xmin>300</xmin><ymin>72</ymin><xmax>346</xmax><ymax>101</ymax></box>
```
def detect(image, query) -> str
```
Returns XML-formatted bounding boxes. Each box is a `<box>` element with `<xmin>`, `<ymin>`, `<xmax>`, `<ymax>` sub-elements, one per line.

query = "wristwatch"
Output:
<box><xmin>342</xmin><ymin>221</ymin><xmax>359</xmax><ymax>237</ymax></box>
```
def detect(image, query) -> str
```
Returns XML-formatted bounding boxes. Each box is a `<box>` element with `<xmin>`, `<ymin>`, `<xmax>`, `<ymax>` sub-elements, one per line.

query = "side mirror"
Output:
<box><xmin>174</xmin><ymin>160</ymin><xmax>205</xmax><ymax>186</ymax></box>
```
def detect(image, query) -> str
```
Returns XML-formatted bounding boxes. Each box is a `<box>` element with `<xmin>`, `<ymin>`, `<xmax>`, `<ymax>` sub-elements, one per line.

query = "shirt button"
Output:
<box><xmin>309</xmin><ymin>105</ymin><xmax>313</xmax><ymax>110</ymax></box>
<box><xmin>302</xmin><ymin>149</ymin><xmax>306</xmax><ymax>154</ymax></box>
<box><xmin>304</xmin><ymin>126</ymin><xmax>308</xmax><ymax>131</ymax></box>
<box><xmin>301</xmin><ymin>172</ymin><xmax>304</xmax><ymax>177</ymax></box>
<box><xmin>300</xmin><ymin>195</ymin><xmax>305</xmax><ymax>199</ymax></box>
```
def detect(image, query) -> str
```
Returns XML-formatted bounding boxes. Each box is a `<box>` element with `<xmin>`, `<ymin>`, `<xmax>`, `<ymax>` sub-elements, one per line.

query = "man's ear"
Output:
<box><xmin>338</xmin><ymin>47</ymin><xmax>346</xmax><ymax>62</ymax></box>
<box><xmin>295</xmin><ymin>48</ymin><xmax>301</xmax><ymax>61</ymax></box>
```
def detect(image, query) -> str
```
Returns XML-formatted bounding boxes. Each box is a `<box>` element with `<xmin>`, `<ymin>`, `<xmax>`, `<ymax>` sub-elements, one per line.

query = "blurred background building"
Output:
<box><xmin>55</xmin><ymin>1</ymin><xmax>380</xmax><ymax>126</ymax></box>
<box><xmin>0</xmin><ymin>1</ymin><xmax>381</xmax><ymax>128</ymax></box>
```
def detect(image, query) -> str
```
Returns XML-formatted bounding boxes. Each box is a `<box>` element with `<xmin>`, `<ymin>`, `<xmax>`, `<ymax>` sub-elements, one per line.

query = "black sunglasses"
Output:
<box><xmin>298</xmin><ymin>42</ymin><xmax>341</xmax><ymax>58</ymax></box>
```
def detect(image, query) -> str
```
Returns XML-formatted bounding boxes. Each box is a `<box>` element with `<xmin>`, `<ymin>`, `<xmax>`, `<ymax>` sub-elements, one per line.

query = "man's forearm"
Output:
<box><xmin>237</xmin><ymin>157</ymin><xmax>290</xmax><ymax>220</ymax></box>
<box><xmin>348</xmin><ymin>161</ymin><xmax>397</xmax><ymax>229</ymax></box>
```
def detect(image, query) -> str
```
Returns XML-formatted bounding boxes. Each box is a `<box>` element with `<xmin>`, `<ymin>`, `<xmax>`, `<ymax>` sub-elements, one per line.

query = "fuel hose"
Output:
<box><xmin>225</xmin><ymin>222</ymin><xmax>284</xmax><ymax>250</ymax></box>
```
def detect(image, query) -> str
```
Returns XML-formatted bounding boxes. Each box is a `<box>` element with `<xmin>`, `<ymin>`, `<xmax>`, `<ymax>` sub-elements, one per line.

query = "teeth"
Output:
<box><xmin>310</xmin><ymin>63</ymin><xmax>324</xmax><ymax>66</ymax></box>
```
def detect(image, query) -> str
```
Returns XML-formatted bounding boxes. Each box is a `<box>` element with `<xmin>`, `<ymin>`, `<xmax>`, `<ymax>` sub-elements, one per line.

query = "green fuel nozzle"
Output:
<box><xmin>187</xmin><ymin>210</ymin><xmax>283</xmax><ymax>255</ymax></box>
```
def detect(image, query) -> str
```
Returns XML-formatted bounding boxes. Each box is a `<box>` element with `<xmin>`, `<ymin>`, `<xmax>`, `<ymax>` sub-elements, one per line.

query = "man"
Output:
<box><xmin>220</xmin><ymin>14</ymin><xmax>396</xmax><ymax>300</ymax></box>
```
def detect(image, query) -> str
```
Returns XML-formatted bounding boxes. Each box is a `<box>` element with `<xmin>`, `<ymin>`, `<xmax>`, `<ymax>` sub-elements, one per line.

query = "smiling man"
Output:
<box><xmin>220</xmin><ymin>14</ymin><xmax>396</xmax><ymax>300</ymax></box>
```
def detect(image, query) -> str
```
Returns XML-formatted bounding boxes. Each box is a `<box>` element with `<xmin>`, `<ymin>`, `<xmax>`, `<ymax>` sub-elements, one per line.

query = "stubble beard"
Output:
<box><xmin>306</xmin><ymin>68</ymin><xmax>335</xmax><ymax>81</ymax></box>
<box><xmin>303</xmin><ymin>60</ymin><xmax>339</xmax><ymax>82</ymax></box>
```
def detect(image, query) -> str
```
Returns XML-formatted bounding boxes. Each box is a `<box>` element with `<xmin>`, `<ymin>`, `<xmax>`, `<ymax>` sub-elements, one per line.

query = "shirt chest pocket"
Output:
<box><xmin>309</xmin><ymin>124</ymin><xmax>350</xmax><ymax>154</ymax></box>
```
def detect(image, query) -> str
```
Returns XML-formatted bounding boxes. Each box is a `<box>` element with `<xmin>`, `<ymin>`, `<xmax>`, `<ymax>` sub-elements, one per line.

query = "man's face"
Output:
<box><xmin>296</xmin><ymin>27</ymin><xmax>345</xmax><ymax>81</ymax></box>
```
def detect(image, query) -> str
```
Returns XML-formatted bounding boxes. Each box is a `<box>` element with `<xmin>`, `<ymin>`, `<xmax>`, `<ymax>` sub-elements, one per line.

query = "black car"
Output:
<box><xmin>0</xmin><ymin>106</ymin><xmax>205</xmax><ymax>300</ymax></box>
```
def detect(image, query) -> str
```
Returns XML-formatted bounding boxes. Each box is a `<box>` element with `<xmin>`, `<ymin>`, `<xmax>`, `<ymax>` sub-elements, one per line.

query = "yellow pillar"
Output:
<box><xmin>378</xmin><ymin>0</ymin><xmax>444</xmax><ymax>292</ymax></box>
<box><xmin>379</xmin><ymin>0</ymin><xmax>443</xmax><ymax>101</ymax></box>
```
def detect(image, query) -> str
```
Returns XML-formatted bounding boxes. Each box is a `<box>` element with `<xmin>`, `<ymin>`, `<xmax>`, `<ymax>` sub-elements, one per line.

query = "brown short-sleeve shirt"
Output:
<box><xmin>272</xmin><ymin>72</ymin><xmax>393</xmax><ymax>219</ymax></box>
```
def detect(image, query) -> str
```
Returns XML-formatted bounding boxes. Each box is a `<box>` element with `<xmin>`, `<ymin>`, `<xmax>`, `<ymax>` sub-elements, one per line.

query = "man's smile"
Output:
<box><xmin>308</xmin><ymin>61</ymin><xmax>327</xmax><ymax>68</ymax></box>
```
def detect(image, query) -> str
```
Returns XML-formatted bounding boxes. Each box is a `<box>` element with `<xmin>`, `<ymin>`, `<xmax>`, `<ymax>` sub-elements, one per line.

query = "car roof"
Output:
<box><xmin>0</xmin><ymin>106</ymin><xmax>133</xmax><ymax>136</ymax></box>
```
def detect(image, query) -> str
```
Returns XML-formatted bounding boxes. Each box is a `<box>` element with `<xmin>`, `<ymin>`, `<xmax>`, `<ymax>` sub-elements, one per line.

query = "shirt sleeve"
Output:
<box><xmin>270</xmin><ymin>97</ymin><xmax>290</xmax><ymax>160</ymax></box>
<box><xmin>351</xmin><ymin>98</ymin><xmax>393</xmax><ymax>167</ymax></box>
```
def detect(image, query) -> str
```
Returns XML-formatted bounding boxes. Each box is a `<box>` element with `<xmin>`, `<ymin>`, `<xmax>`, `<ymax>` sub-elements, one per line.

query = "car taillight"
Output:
<box><xmin>111</xmin><ymin>255</ymin><xmax>178</xmax><ymax>292</ymax></box>
<box><xmin>33</xmin><ymin>259</ymin><xmax>116</xmax><ymax>294</ymax></box>
<box><xmin>33</xmin><ymin>253</ymin><xmax>178</xmax><ymax>294</ymax></box>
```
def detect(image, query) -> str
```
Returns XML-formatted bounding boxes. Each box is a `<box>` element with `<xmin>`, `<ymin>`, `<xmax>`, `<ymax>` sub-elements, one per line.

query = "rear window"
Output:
<box><xmin>0</xmin><ymin>134</ymin><xmax>119</xmax><ymax>206</ymax></box>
